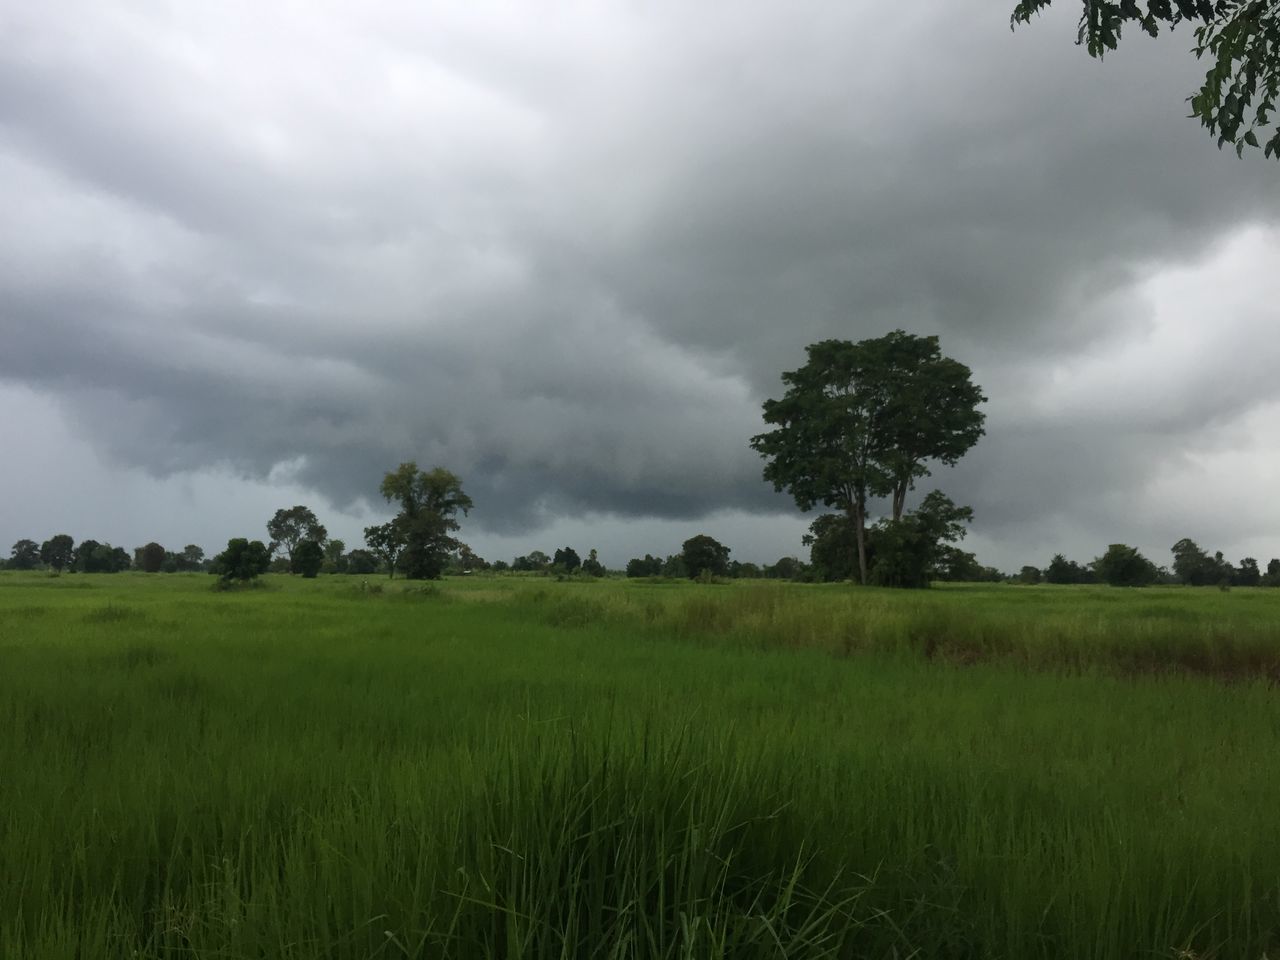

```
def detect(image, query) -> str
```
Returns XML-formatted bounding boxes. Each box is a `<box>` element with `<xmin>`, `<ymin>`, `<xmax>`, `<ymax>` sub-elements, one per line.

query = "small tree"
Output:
<box><xmin>292</xmin><ymin>539</ymin><xmax>325</xmax><ymax>578</ymax></box>
<box><xmin>582</xmin><ymin>548</ymin><xmax>605</xmax><ymax>577</ymax></box>
<box><xmin>323</xmin><ymin>539</ymin><xmax>347</xmax><ymax>574</ymax></box>
<box><xmin>1094</xmin><ymin>544</ymin><xmax>1158</xmax><ymax>587</ymax></box>
<box><xmin>137</xmin><ymin>542</ymin><xmax>167</xmax><ymax>573</ymax></box>
<box><xmin>1235</xmin><ymin>557</ymin><xmax>1262</xmax><ymax>587</ymax></box>
<box><xmin>363</xmin><ymin>522</ymin><xmax>404</xmax><ymax>578</ymax></box>
<box><xmin>553</xmin><ymin>547</ymin><xmax>582</xmax><ymax>573</ymax></box>
<box><xmin>41</xmin><ymin>534</ymin><xmax>74</xmax><ymax>573</ymax></box>
<box><xmin>212</xmin><ymin>538</ymin><xmax>271</xmax><ymax>583</ymax></box>
<box><xmin>376</xmin><ymin>463</ymin><xmax>473</xmax><ymax>580</ymax></box>
<box><xmin>868</xmin><ymin>492</ymin><xmax>974</xmax><ymax>589</ymax></box>
<box><xmin>267</xmin><ymin>506</ymin><xmax>328</xmax><ymax>565</ymax></box>
<box><xmin>345</xmin><ymin>549</ymin><xmax>379</xmax><ymax>575</ymax></box>
<box><xmin>625</xmin><ymin>555</ymin><xmax>663</xmax><ymax>578</ymax></box>
<box><xmin>1018</xmin><ymin>565</ymin><xmax>1042</xmax><ymax>585</ymax></box>
<box><xmin>680</xmin><ymin>534</ymin><xmax>731</xmax><ymax>579</ymax></box>
<box><xmin>9</xmin><ymin>539</ymin><xmax>40</xmax><ymax>570</ymax></box>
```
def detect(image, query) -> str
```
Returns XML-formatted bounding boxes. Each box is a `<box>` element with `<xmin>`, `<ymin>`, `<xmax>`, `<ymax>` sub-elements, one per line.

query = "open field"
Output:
<box><xmin>2</xmin><ymin>572</ymin><xmax>1279</xmax><ymax>959</ymax></box>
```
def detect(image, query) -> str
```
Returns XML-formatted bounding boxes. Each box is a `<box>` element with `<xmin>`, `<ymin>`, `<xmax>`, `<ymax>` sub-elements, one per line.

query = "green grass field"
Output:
<box><xmin>2</xmin><ymin>572</ymin><xmax>1278</xmax><ymax>959</ymax></box>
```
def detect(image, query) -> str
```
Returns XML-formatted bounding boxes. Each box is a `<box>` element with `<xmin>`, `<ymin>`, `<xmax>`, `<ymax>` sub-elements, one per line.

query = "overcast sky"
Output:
<box><xmin>3</xmin><ymin>1</ymin><xmax>1278</xmax><ymax>573</ymax></box>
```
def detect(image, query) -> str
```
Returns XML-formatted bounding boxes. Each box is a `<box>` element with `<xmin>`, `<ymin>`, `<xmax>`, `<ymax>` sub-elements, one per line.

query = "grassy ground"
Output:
<box><xmin>1</xmin><ymin>571</ymin><xmax>1278</xmax><ymax>958</ymax></box>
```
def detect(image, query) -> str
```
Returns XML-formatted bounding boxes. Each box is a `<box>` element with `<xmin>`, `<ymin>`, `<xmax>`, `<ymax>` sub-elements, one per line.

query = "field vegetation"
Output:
<box><xmin>2</xmin><ymin>571</ymin><xmax>1278</xmax><ymax>959</ymax></box>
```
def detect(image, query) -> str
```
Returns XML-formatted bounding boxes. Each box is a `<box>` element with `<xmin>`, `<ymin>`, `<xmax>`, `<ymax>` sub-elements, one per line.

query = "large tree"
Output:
<box><xmin>40</xmin><ymin>534</ymin><xmax>74</xmax><ymax>573</ymax></box>
<box><xmin>1013</xmin><ymin>0</ymin><xmax>1280</xmax><ymax>158</ymax></box>
<box><xmin>680</xmin><ymin>534</ymin><xmax>731</xmax><ymax>579</ymax></box>
<box><xmin>9</xmin><ymin>539</ymin><xmax>40</xmax><ymax>570</ymax></box>
<box><xmin>374</xmin><ymin>463</ymin><xmax>473</xmax><ymax>580</ymax></box>
<box><xmin>266</xmin><ymin>506</ymin><xmax>328</xmax><ymax>565</ymax></box>
<box><xmin>751</xmin><ymin>332</ymin><xmax>985</xmax><ymax>585</ymax></box>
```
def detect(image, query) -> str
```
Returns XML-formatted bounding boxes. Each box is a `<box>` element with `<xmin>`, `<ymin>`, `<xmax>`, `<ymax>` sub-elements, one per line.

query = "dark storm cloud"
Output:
<box><xmin>2</xmin><ymin>0</ymin><xmax>1278</xmax><ymax>553</ymax></box>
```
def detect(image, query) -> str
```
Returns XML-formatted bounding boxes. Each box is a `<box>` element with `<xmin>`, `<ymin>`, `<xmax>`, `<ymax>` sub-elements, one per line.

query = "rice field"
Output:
<box><xmin>1</xmin><ymin>571</ymin><xmax>1278</xmax><ymax>959</ymax></box>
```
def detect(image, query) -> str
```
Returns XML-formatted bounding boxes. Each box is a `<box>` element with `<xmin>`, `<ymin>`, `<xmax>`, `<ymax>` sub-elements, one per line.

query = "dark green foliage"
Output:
<box><xmin>72</xmin><ymin>540</ymin><xmax>131</xmax><ymax>573</ymax></box>
<box><xmin>323</xmin><ymin>539</ymin><xmax>347</xmax><ymax>574</ymax></box>
<box><xmin>805</xmin><ymin>514</ymin><xmax>859</xmax><ymax>582</ymax></box>
<box><xmin>1046</xmin><ymin>553</ymin><xmax>1096</xmax><ymax>584</ymax></box>
<box><xmin>513</xmin><ymin>551</ymin><xmax>551</xmax><ymax>573</ymax></box>
<box><xmin>765</xmin><ymin>556</ymin><xmax>808</xmax><ymax>580</ymax></box>
<box><xmin>752</xmin><ymin>332</ymin><xmax>985</xmax><ymax>584</ymax></box>
<box><xmin>212</xmin><ymin>538</ymin><xmax>271</xmax><ymax>582</ymax></box>
<box><xmin>1012</xmin><ymin>0</ymin><xmax>1280</xmax><ymax>158</ymax></box>
<box><xmin>680</xmin><ymin>534</ymin><xmax>731</xmax><ymax>579</ymax></box>
<box><xmin>661</xmin><ymin>554</ymin><xmax>689</xmax><ymax>578</ymax></box>
<box><xmin>581</xmin><ymin>549</ymin><xmax>605</xmax><ymax>577</ymax></box>
<box><xmin>1094</xmin><ymin>543</ymin><xmax>1159</xmax><ymax>587</ymax></box>
<box><xmin>1019</xmin><ymin>565</ymin><xmax>1043</xmax><ymax>585</ymax></box>
<box><xmin>266</xmin><ymin>506</ymin><xmax>327</xmax><ymax>564</ymax></box>
<box><xmin>1264</xmin><ymin>558</ymin><xmax>1280</xmax><ymax>586</ymax></box>
<box><xmin>9</xmin><ymin>539</ymin><xmax>40</xmax><ymax>570</ymax></box>
<box><xmin>291</xmin><ymin>539</ymin><xmax>324</xmax><ymax>578</ymax></box>
<box><xmin>456</xmin><ymin>544</ymin><xmax>488</xmax><ymax>573</ymax></box>
<box><xmin>375</xmin><ymin>462</ymin><xmax>473</xmax><ymax>581</ymax></box>
<box><xmin>363</xmin><ymin>522</ymin><xmax>402</xmax><ymax>578</ymax></box>
<box><xmin>1235</xmin><ymin>556</ymin><xmax>1262</xmax><ymax>586</ymax></box>
<box><xmin>626</xmin><ymin>554</ymin><xmax>664</xmax><ymax>577</ymax></box>
<box><xmin>729</xmin><ymin>560</ymin><xmax>763</xmax><ymax>578</ymax></box>
<box><xmin>345</xmin><ymin>549</ymin><xmax>378</xmax><ymax>575</ymax></box>
<box><xmin>39</xmin><ymin>534</ymin><xmax>74</xmax><ymax>573</ymax></box>
<box><xmin>867</xmin><ymin>492</ymin><xmax>974</xmax><ymax>589</ymax></box>
<box><xmin>137</xmin><ymin>542</ymin><xmax>166</xmax><ymax>574</ymax></box>
<box><xmin>553</xmin><ymin>547</ymin><xmax>582</xmax><ymax>573</ymax></box>
<box><xmin>184</xmin><ymin>544</ymin><xmax>206</xmax><ymax>571</ymax></box>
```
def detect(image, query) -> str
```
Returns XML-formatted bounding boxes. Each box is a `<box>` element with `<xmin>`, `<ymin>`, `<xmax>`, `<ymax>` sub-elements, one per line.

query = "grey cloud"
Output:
<box><xmin>2</xmin><ymin>0</ymin><xmax>1279</xmax><ymax>561</ymax></box>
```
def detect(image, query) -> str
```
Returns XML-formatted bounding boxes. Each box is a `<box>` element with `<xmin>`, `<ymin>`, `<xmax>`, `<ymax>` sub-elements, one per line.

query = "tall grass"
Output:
<box><xmin>1</xmin><ymin>572</ymin><xmax>1278</xmax><ymax>957</ymax></box>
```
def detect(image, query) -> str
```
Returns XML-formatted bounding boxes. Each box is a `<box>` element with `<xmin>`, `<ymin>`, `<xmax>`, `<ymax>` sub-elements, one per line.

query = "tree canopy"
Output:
<box><xmin>370</xmin><ymin>463</ymin><xmax>473</xmax><ymax>580</ymax></box>
<box><xmin>680</xmin><ymin>534</ymin><xmax>731</xmax><ymax>579</ymax></box>
<box><xmin>751</xmin><ymin>331</ymin><xmax>985</xmax><ymax>584</ymax></box>
<box><xmin>267</xmin><ymin>506</ymin><xmax>328</xmax><ymax>563</ymax></box>
<box><xmin>1012</xmin><ymin>0</ymin><xmax>1280</xmax><ymax>158</ymax></box>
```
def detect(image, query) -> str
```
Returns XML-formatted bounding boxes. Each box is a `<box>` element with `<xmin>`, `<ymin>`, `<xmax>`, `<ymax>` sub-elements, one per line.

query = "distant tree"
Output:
<box><xmin>804</xmin><ymin>514</ymin><xmax>859</xmax><ymax>582</ymax></box>
<box><xmin>765</xmin><ymin>556</ymin><xmax>807</xmax><ymax>580</ymax></box>
<box><xmin>40</xmin><ymin>534</ymin><xmax>74</xmax><ymax>573</ymax></box>
<box><xmin>625</xmin><ymin>554</ymin><xmax>664</xmax><ymax>578</ymax></box>
<box><xmin>553</xmin><ymin>547</ymin><xmax>582</xmax><ymax>573</ymax></box>
<box><xmin>174</xmin><ymin>544</ymin><xmax>205</xmax><ymax>572</ymax></box>
<box><xmin>1045</xmin><ymin>553</ymin><xmax>1093</xmax><ymax>584</ymax></box>
<box><xmin>456</xmin><ymin>543</ymin><xmax>488</xmax><ymax>572</ymax></box>
<box><xmin>267</xmin><ymin>506</ymin><xmax>328</xmax><ymax>565</ymax></box>
<box><xmin>728</xmin><ymin>560</ymin><xmax>762</xmax><ymax>579</ymax></box>
<box><xmin>491</xmin><ymin>559</ymin><xmax>510</xmax><ymax>572</ymax></box>
<box><xmin>752</xmin><ymin>332</ymin><xmax>985</xmax><ymax>584</ymax></box>
<box><xmin>323</xmin><ymin>539</ymin><xmax>347</xmax><ymax>574</ymax></box>
<box><xmin>363</xmin><ymin>522</ymin><xmax>404</xmax><ymax>579</ymax></box>
<box><xmin>345</xmin><ymin>549</ymin><xmax>378</xmax><ymax>575</ymax></box>
<box><xmin>1171</xmin><ymin>538</ymin><xmax>1216</xmax><ymax>585</ymax></box>
<box><xmin>661</xmin><ymin>554</ymin><xmax>689</xmax><ymax>578</ymax></box>
<box><xmin>73</xmin><ymin>539</ymin><xmax>101</xmax><ymax>573</ymax></box>
<box><xmin>1012</xmin><ymin>0</ymin><xmax>1280</xmax><ymax>158</ymax></box>
<box><xmin>680</xmin><ymin>534</ymin><xmax>730</xmax><ymax>579</ymax></box>
<box><xmin>375</xmin><ymin>463</ymin><xmax>473</xmax><ymax>580</ymax></box>
<box><xmin>582</xmin><ymin>548</ymin><xmax>605</xmax><ymax>577</ymax></box>
<box><xmin>1235</xmin><ymin>557</ymin><xmax>1262</xmax><ymax>587</ymax></box>
<box><xmin>1018</xmin><ymin>565</ymin><xmax>1042</xmax><ymax>585</ymax></box>
<box><xmin>513</xmin><ymin>550</ymin><xmax>552</xmax><ymax>572</ymax></box>
<box><xmin>137</xmin><ymin>542</ymin><xmax>167</xmax><ymax>573</ymax></box>
<box><xmin>9</xmin><ymin>539</ymin><xmax>40</xmax><ymax>570</ymax></box>
<box><xmin>212</xmin><ymin>538</ymin><xmax>272</xmax><ymax>583</ymax></box>
<box><xmin>291</xmin><ymin>539</ymin><xmax>324</xmax><ymax>578</ymax></box>
<box><xmin>934</xmin><ymin>547</ymin><xmax>1001</xmax><ymax>582</ymax></box>
<box><xmin>867</xmin><ymin>491</ymin><xmax>974</xmax><ymax>589</ymax></box>
<box><xmin>1094</xmin><ymin>544</ymin><xmax>1159</xmax><ymax>587</ymax></box>
<box><xmin>1263</xmin><ymin>558</ymin><xmax>1280</xmax><ymax>587</ymax></box>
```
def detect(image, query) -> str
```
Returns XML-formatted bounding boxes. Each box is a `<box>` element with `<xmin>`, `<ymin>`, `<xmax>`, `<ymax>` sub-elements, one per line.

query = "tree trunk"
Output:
<box><xmin>852</xmin><ymin>498</ymin><xmax>868</xmax><ymax>585</ymax></box>
<box><xmin>892</xmin><ymin>482</ymin><xmax>907</xmax><ymax>522</ymax></box>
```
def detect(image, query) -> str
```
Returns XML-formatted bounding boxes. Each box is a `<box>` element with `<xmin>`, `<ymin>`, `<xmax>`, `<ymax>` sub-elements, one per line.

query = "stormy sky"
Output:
<box><xmin>2</xmin><ymin>0</ymin><xmax>1278</xmax><ymax>573</ymax></box>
